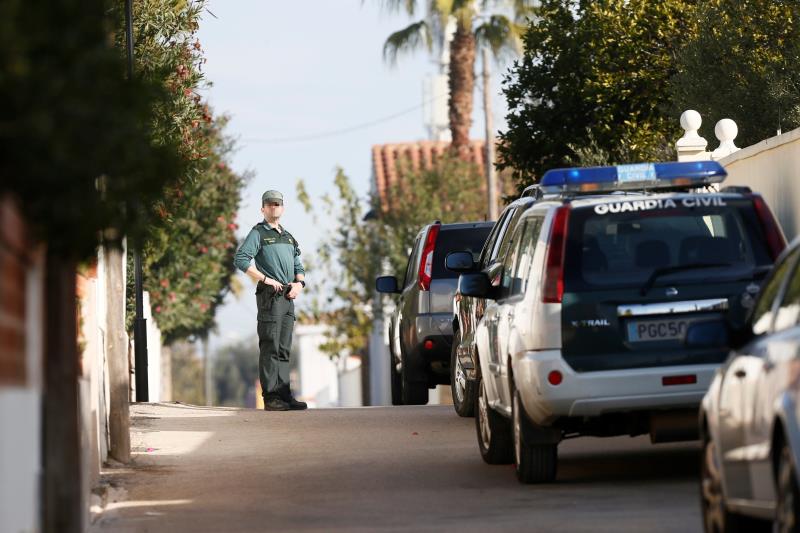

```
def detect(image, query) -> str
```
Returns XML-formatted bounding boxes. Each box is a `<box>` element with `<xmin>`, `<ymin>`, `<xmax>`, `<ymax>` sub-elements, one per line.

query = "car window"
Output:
<box><xmin>479</xmin><ymin>209</ymin><xmax>509</xmax><ymax>265</ymax></box>
<box><xmin>563</xmin><ymin>197</ymin><xmax>773</xmax><ymax>292</ymax></box>
<box><xmin>499</xmin><ymin>222</ymin><xmax>527</xmax><ymax>299</ymax></box>
<box><xmin>487</xmin><ymin>208</ymin><xmax>516</xmax><ymax>264</ymax></box>
<box><xmin>772</xmin><ymin>249</ymin><xmax>800</xmax><ymax>331</ymax></box>
<box><xmin>493</xmin><ymin>206</ymin><xmax>532</xmax><ymax>267</ymax></box>
<box><xmin>432</xmin><ymin>226</ymin><xmax>492</xmax><ymax>279</ymax></box>
<box><xmin>512</xmin><ymin>217</ymin><xmax>544</xmax><ymax>296</ymax></box>
<box><xmin>402</xmin><ymin>234</ymin><xmax>422</xmax><ymax>289</ymax></box>
<box><xmin>753</xmin><ymin>248</ymin><xmax>800</xmax><ymax>335</ymax></box>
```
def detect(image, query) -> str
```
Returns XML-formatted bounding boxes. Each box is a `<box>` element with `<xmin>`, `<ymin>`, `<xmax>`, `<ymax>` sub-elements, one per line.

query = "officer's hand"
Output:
<box><xmin>264</xmin><ymin>278</ymin><xmax>284</xmax><ymax>292</ymax></box>
<box><xmin>287</xmin><ymin>282</ymin><xmax>302</xmax><ymax>299</ymax></box>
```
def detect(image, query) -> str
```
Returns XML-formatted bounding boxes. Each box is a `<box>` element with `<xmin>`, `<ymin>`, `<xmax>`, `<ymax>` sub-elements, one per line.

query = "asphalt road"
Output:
<box><xmin>91</xmin><ymin>403</ymin><xmax>703</xmax><ymax>533</ymax></box>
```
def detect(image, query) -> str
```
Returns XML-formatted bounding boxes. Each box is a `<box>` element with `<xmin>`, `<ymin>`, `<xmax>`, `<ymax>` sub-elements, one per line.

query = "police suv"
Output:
<box><xmin>453</xmin><ymin>161</ymin><xmax>786</xmax><ymax>484</ymax></box>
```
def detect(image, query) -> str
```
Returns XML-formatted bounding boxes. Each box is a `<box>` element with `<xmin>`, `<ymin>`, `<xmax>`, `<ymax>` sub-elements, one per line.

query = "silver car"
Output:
<box><xmin>700</xmin><ymin>237</ymin><xmax>800</xmax><ymax>532</ymax></box>
<box><xmin>376</xmin><ymin>221</ymin><xmax>492</xmax><ymax>405</ymax></box>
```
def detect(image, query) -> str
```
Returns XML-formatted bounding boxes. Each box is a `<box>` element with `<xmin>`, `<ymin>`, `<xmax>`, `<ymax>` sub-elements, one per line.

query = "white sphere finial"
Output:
<box><xmin>715</xmin><ymin>118</ymin><xmax>738</xmax><ymax>143</ymax></box>
<box><xmin>680</xmin><ymin>110</ymin><xmax>702</xmax><ymax>137</ymax></box>
<box><xmin>712</xmin><ymin>118</ymin><xmax>740</xmax><ymax>160</ymax></box>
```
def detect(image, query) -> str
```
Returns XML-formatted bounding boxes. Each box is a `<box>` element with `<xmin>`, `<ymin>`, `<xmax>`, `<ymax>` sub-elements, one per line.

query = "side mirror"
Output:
<box><xmin>445</xmin><ymin>251</ymin><xmax>476</xmax><ymax>272</ymax></box>
<box><xmin>684</xmin><ymin>320</ymin><xmax>730</xmax><ymax>349</ymax></box>
<box><xmin>376</xmin><ymin>276</ymin><xmax>400</xmax><ymax>294</ymax></box>
<box><xmin>458</xmin><ymin>272</ymin><xmax>493</xmax><ymax>299</ymax></box>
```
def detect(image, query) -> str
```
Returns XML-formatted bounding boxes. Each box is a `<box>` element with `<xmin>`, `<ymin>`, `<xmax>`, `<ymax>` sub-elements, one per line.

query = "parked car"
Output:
<box><xmin>376</xmin><ymin>221</ymin><xmax>493</xmax><ymax>405</ymax></box>
<box><xmin>699</xmin><ymin>236</ymin><xmax>800</xmax><ymax>532</ymax></box>
<box><xmin>455</xmin><ymin>161</ymin><xmax>785</xmax><ymax>483</ymax></box>
<box><xmin>446</xmin><ymin>186</ymin><xmax>542</xmax><ymax>416</ymax></box>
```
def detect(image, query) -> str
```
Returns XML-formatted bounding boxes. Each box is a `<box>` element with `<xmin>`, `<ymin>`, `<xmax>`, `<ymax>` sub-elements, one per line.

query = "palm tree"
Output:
<box><xmin>381</xmin><ymin>0</ymin><xmax>536</xmax><ymax>156</ymax></box>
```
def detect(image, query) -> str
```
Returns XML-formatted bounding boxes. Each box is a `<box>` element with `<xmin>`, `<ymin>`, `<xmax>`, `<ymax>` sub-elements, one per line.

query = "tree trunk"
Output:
<box><xmin>43</xmin><ymin>255</ymin><xmax>82</xmax><ymax>533</ymax></box>
<box><xmin>105</xmin><ymin>244</ymin><xmax>130</xmax><ymax>463</ymax></box>
<box><xmin>448</xmin><ymin>20</ymin><xmax>476</xmax><ymax>157</ymax></box>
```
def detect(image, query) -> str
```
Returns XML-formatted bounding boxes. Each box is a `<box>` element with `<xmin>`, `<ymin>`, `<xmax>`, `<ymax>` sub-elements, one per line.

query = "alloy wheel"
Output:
<box><xmin>478</xmin><ymin>380</ymin><xmax>492</xmax><ymax>449</ymax></box>
<box><xmin>454</xmin><ymin>354</ymin><xmax>467</xmax><ymax>405</ymax></box>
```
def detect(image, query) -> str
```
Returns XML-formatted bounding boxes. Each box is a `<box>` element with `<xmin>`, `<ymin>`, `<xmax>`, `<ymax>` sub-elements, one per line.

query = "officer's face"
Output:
<box><xmin>262</xmin><ymin>201</ymin><xmax>284</xmax><ymax>220</ymax></box>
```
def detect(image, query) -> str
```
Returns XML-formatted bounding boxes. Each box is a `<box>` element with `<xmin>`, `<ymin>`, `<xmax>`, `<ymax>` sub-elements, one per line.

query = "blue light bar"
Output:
<box><xmin>540</xmin><ymin>161</ymin><xmax>727</xmax><ymax>193</ymax></box>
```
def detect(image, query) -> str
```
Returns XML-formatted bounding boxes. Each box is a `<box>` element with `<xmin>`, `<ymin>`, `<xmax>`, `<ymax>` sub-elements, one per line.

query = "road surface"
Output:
<box><xmin>90</xmin><ymin>403</ymin><xmax>703</xmax><ymax>532</ymax></box>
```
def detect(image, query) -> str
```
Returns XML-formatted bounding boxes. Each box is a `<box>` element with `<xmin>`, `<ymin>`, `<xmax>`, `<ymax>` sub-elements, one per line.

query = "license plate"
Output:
<box><xmin>627</xmin><ymin>318</ymin><xmax>695</xmax><ymax>342</ymax></box>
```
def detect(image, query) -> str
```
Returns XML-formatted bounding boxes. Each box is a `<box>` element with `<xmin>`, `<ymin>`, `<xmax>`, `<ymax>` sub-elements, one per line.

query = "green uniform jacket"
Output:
<box><xmin>233</xmin><ymin>222</ymin><xmax>305</xmax><ymax>285</ymax></box>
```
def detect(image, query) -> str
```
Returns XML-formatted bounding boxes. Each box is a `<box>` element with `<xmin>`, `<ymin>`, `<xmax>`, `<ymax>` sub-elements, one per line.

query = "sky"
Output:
<box><xmin>197</xmin><ymin>1</ymin><xmax>516</xmax><ymax>351</ymax></box>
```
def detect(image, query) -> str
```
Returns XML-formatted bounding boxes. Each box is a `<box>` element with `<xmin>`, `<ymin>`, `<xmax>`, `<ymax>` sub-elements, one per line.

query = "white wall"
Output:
<box><xmin>293</xmin><ymin>324</ymin><xmax>363</xmax><ymax>407</ymax></box>
<box><xmin>720</xmin><ymin>127</ymin><xmax>800</xmax><ymax>241</ymax></box>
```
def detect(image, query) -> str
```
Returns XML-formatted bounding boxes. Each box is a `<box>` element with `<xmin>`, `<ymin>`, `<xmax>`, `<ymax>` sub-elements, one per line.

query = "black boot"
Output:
<box><xmin>279</xmin><ymin>385</ymin><xmax>308</xmax><ymax>410</ymax></box>
<box><xmin>263</xmin><ymin>396</ymin><xmax>290</xmax><ymax>411</ymax></box>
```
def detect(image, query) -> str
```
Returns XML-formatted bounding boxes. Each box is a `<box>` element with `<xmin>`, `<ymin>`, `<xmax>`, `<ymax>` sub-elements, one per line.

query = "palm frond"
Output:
<box><xmin>383</xmin><ymin>20</ymin><xmax>432</xmax><ymax>64</ymax></box>
<box><xmin>474</xmin><ymin>14</ymin><xmax>522</xmax><ymax>57</ymax></box>
<box><xmin>368</xmin><ymin>0</ymin><xmax>418</xmax><ymax>16</ymax></box>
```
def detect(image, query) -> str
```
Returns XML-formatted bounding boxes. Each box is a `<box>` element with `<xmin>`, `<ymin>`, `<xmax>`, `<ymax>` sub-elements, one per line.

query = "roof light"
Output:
<box><xmin>540</xmin><ymin>161</ymin><xmax>727</xmax><ymax>193</ymax></box>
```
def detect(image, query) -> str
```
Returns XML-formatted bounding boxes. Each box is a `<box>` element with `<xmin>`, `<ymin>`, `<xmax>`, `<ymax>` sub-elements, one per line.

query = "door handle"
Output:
<box><xmin>734</xmin><ymin>369</ymin><xmax>746</xmax><ymax>379</ymax></box>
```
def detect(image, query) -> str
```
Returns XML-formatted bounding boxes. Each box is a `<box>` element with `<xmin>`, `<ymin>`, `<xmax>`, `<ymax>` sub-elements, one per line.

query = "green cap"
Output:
<box><xmin>262</xmin><ymin>190</ymin><xmax>284</xmax><ymax>205</ymax></box>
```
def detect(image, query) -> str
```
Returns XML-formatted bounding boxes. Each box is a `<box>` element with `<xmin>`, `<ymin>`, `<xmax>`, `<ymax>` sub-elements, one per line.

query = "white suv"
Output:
<box><xmin>455</xmin><ymin>161</ymin><xmax>785</xmax><ymax>483</ymax></box>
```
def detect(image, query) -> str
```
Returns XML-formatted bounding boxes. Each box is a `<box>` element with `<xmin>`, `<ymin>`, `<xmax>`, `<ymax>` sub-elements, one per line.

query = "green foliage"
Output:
<box><xmin>671</xmin><ymin>0</ymin><xmax>800</xmax><ymax>146</ymax></box>
<box><xmin>498</xmin><ymin>0</ymin><xmax>691</xmax><ymax>187</ymax></box>
<box><xmin>213</xmin><ymin>340</ymin><xmax>258</xmax><ymax>407</ymax></box>
<box><xmin>0</xmin><ymin>0</ymin><xmax>185</xmax><ymax>258</ymax></box>
<box><xmin>117</xmin><ymin>0</ymin><xmax>247</xmax><ymax>342</ymax></box>
<box><xmin>298</xmin><ymin>157</ymin><xmax>490</xmax><ymax>359</ymax></box>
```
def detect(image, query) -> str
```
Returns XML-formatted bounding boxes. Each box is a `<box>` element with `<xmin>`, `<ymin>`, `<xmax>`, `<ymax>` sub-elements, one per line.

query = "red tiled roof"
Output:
<box><xmin>372</xmin><ymin>140</ymin><xmax>490</xmax><ymax>212</ymax></box>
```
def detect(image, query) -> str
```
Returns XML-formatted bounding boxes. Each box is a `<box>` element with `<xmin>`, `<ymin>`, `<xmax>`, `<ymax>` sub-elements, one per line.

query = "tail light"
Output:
<box><xmin>417</xmin><ymin>224</ymin><xmax>440</xmax><ymax>291</ymax></box>
<box><xmin>751</xmin><ymin>195</ymin><xmax>786</xmax><ymax>260</ymax></box>
<box><xmin>542</xmin><ymin>205</ymin><xmax>571</xmax><ymax>303</ymax></box>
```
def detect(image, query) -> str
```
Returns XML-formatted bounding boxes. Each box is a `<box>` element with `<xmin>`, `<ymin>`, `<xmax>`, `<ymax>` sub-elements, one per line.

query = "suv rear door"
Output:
<box><xmin>428</xmin><ymin>224</ymin><xmax>491</xmax><ymax>313</ymax></box>
<box><xmin>559</xmin><ymin>194</ymin><xmax>779</xmax><ymax>372</ymax></box>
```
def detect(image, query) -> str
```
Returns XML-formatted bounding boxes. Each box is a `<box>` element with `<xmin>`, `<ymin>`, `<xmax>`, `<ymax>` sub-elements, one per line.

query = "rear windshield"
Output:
<box><xmin>563</xmin><ymin>196</ymin><xmax>773</xmax><ymax>291</ymax></box>
<box><xmin>433</xmin><ymin>226</ymin><xmax>492</xmax><ymax>279</ymax></box>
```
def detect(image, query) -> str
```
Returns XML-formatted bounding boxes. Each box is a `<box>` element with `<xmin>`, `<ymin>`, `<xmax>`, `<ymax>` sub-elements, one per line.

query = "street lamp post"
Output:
<box><xmin>125</xmin><ymin>0</ymin><xmax>149</xmax><ymax>402</ymax></box>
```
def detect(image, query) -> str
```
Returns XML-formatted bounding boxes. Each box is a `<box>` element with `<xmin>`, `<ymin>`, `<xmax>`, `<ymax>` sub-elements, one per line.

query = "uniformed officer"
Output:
<box><xmin>234</xmin><ymin>190</ymin><xmax>307</xmax><ymax>411</ymax></box>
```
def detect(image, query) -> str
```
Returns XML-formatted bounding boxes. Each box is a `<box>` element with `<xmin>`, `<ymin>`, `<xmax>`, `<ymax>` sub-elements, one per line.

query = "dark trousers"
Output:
<box><xmin>255</xmin><ymin>283</ymin><xmax>295</xmax><ymax>399</ymax></box>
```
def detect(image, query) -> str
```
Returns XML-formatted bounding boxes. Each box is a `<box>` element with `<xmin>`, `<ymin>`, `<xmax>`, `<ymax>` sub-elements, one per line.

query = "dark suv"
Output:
<box><xmin>376</xmin><ymin>221</ymin><xmax>493</xmax><ymax>405</ymax></box>
<box><xmin>446</xmin><ymin>186</ymin><xmax>541</xmax><ymax>416</ymax></box>
<box><xmin>453</xmin><ymin>161</ymin><xmax>786</xmax><ymax>483</ymax></box>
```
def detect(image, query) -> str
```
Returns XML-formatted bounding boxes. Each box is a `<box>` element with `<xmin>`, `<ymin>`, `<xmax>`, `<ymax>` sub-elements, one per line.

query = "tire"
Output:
<box><xmin>401</xmin><ymin>348</ymin><xmax>428</xmax><ymax>405</ymax></box>
<box><xmin>475</xmin><ymin>375</ymin><xmax>513</xmax><ymax>465</ymax></box>
<box><xmin>512</xmin><ymin>390</ymin><xmax>557</xmax><ymax>484</ymax></box>
<box><xmin>776</xmin><ymin>441</ymin><xmax>800</xmax><ymax>533</ymax></box>
<box><xmin>390</xmin><ymin>354</ymin><xmax>402</xmax><ymax>406</ymax></box>
<box><xmin>451</xmin><ymin>328</ymin><xmax>475</xmax><ymax>417</ymax></box>
<box><xmin>700</xmin><ymin>436</ymin><xmax>771</xmax><ymax>533</ymax></box>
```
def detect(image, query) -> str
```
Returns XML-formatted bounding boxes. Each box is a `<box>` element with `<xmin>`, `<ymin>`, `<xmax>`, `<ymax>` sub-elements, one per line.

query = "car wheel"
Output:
<box><xmin>390</xmin><ymin>355</ymin><xmax>402</xmax><ymax>406</ymax></box>
<box><xmin>512</xmin><ymin>390</ymin><xmax>557</xmax><ymax>484</ymax></box>
<box><xmin>400</xmin><ymin>348</ymin><xmax>428</xmax><ymax>405</ymax></box>
<box><xmin>451</xmin><ymin>328</ymin><xmax>475</xmax><ymax>417</ymax></box>
<box><xmin>776</xmin><ymin>441</ymin><xmax>800</xmax><ymax>533</ymax></box>
<box><xmin>475</xmin><ymin>375</ymin><xmax>513</xmax><ymax>465</ymax></box>
<box><xmin>700</xmin><ymin>437</ymin><xmax>770</xmax><ymax>533</ymax></box>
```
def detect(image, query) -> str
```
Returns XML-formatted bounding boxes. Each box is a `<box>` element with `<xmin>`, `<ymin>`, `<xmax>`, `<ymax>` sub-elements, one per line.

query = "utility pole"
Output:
<box><xmin>203</xmin><ymin>336</ymin><xmax>213</xmax><ymax>406</ymax></box>
<box><xmin>482</xmin><ymin>47</ymin><xmax>498</xmax><ymax>221</ymax></box>
<box><xmin>125</xmin><ymin>0</ymin><xmax>149</xmax><ymax>402</ymax></box>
